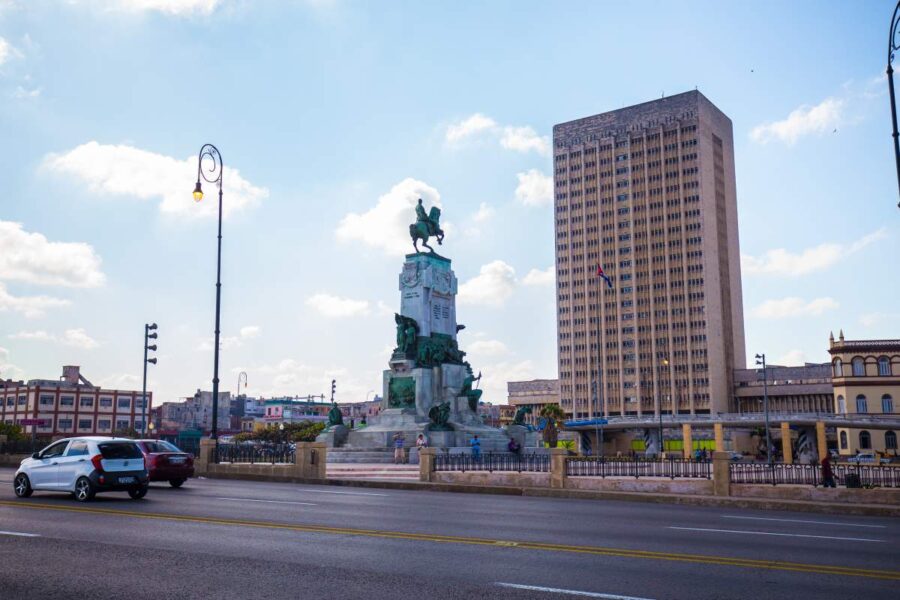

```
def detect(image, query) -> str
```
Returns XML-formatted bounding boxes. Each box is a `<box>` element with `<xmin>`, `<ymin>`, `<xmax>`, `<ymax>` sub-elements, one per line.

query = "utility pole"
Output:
<box><xmin>756</xmin><ymin>353</ymin><xmax>772</xmax><ymax>465</ymax></box>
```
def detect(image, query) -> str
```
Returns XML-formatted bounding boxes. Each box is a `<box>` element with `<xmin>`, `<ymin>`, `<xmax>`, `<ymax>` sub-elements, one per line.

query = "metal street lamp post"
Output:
<box><xmin>659</xmin><ymin>358</ymin><xmax>669</xmax><ymax>455</ymax></box>
<box><xmin>887</xmin><ymin>1</ymin><xmax>900</xmax><ymax>209</ymax></box>
<box><xmin>142</xmin><ymin>323</ymin><xmax>158</xmax><ymax>436</ymax></box>
<box><xmin>192</xmin><ymin>144</ymin><xmax>224</xmax><ymax>440</ymax></box>
<box><xmin>755</xmin><ymin>353</ymin><xmax>772</xmax><ymax>465</ymax></box>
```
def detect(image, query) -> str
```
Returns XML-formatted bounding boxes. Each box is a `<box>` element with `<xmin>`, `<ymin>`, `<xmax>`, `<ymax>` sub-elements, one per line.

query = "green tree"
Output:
<box><xmin>0</xmin><ymin>422</ymin><xmax>25</xmax><ymax>441</ymax></box>
<box><xmin>540</xmin><ymin>404</ymin><xmax>566</xmax><ymax>448</ymax></box>
<box><xmin>114</xmin><ymin>427</ymin><xmax>140</xmax><ymax>439</ymax></box>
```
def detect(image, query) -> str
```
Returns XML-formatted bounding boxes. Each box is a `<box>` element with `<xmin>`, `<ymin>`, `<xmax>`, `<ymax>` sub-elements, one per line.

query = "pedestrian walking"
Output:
<box><xmin>393</xmin><ymin>432</ymin><xmax>406</xmax><ymax>464</ymax></box>
<box><xmin>821</xmin><ymin>453</ymin><xmax>836</xmax><ymax>488</ymax></box>
<box><xmin>470</xmin><ymin>434</ymin><xmax>481</xmax><ymax>460</ymax></box>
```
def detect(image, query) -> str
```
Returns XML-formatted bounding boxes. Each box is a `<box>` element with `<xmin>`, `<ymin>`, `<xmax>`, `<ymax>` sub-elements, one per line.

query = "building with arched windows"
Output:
<box><xmin>829</xmin><ymin>331</ymin><xmax>900</xmax><ymax>457</ymax></box>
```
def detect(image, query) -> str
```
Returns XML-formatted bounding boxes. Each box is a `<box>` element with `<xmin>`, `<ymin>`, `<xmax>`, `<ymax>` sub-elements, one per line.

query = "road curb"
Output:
<box><xmin>198</xmin><ymin>471</ymin><xmax>900</xmax><ymax>517</ymax></box>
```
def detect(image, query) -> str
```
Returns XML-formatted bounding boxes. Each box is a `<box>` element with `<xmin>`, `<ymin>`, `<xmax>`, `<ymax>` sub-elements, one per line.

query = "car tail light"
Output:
<box><xmin>91</xmin><ymin>454</ymin><xmax>103</xmax><ymax>472</ymax></box>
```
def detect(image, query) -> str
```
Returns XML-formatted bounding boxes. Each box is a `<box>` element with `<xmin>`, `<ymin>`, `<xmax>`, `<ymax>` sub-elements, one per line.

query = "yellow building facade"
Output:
<box><xmin>829</xmin><ymin>332</ymin><xmax>900</xmax><ymax>457</ymax></box>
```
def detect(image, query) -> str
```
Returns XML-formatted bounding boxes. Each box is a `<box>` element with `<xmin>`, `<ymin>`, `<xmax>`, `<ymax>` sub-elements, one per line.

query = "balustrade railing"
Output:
<box><xmin>566</xmin><ymin>456</ymin><xmax>711</xmax><ymax>479</ymax></box>
<box><xmin>215</xmin><ymin>443</ymin><xmax>295</xmax><ymax>465</ymax></box>
<box><xmin>729</xmin><ymin>462</ymin><xmax>900</xmax><ymax>488</ymax></box>
<box><xmin>434</xmin><ymin>451</ymin><xmax>550</xmax><ymax>473</ymax></box>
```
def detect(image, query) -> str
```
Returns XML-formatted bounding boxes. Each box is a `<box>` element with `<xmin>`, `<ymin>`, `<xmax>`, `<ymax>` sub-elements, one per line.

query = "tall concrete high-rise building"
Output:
<box><xmin>553</xmin><ymin>91</ymin><xmax>745</xmax><ymax>419</ymax></box>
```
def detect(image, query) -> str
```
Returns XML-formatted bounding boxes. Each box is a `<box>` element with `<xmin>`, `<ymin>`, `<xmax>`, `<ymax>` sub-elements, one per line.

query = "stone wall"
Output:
<box><xmin>195</xmin><ymin>440</ymin><xmax>327</xmax><ymax>482</ymax></box>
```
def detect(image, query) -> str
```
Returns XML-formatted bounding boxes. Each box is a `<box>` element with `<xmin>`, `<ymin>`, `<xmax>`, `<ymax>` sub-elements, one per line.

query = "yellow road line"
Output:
<box><xmin>1</xmin><ymin>500</ymin><xmax>898</xmax><ymax>581</ymax></box>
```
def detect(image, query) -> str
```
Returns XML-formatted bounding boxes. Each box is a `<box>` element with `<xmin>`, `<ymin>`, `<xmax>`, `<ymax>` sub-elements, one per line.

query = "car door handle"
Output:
<box><xmin>51</xmin><ymin>462</ymin><xmax>58</xmax><ymax>465</ymax></box>
<box><xmin>78</xmin><ymin>459</ymin><xmax>86</xmax><ymax>462</ymax></box>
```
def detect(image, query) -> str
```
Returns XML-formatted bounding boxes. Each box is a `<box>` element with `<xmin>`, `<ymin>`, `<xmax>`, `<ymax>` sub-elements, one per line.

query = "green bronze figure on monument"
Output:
<box><xmin>460</xmin><ymin>364</ymin><xmax>482</xmax><ymax>413</ymax></box>
<box><xmin>409</xmin><ymin>198</ymin><xmax>445</xmax><ymax>254</ymax></box>
<box><xmin>327</xmin><ymin>401</ymin><xmax>344</xmax><ymax>427</ymax></box>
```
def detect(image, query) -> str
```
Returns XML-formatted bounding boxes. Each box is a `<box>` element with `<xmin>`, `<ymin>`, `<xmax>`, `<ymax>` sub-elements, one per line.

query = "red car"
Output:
<box><xmin>135</xmin><ymin>440</ymin><xmax>195</xmax><ymax>487</ymax></box>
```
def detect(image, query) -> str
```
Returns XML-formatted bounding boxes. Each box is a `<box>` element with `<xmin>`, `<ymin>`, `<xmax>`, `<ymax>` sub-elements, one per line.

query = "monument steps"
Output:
<box><xmin>327</xmin><ymin>463</ymin><xmax>419</xmax><ymax>481</ymax></box>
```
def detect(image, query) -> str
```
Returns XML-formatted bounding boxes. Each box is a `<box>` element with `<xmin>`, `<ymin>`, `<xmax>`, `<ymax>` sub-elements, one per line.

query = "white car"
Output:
<box><xmin>13</xmin><ymin>437</ymin><xmax>150</xmax><ymax>502</ymax></box>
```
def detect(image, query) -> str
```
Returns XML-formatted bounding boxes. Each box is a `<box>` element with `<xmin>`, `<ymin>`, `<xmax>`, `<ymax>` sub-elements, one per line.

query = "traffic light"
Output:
<box><xmin>142</xmin><ymin>323</ymin><xmax>158</xmax><ymax>436</ymax></box>
<box><xmin>331</xmin><ymin>379</ymin><xmax>336</xmax><ymax>402</ymax></box>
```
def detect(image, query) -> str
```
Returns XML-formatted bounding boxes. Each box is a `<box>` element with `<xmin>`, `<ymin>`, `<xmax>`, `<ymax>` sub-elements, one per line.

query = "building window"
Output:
<box><xmin>80</xmin><ymin>397</ymin><xmax>94</xmax><ymax>408</ymax></box>
<box><xmin>60</xmin><ymin>395</ymin><xmax>74</xmax><ymax>407</ymax></box>
<box><xmin>116</xmin><ymin>419</ymin><xmax>130</xmax><ymax>430</ymax></box>
<box><xmin>17</xmin><ymin>395</ymin><xmax>25</xmax><ymax>405</ymax></box>
<box><xmin>99</xmin><ymin>397</ymin><xmax>113</xmax><ymax>408</ymax></box>
<box><xmin>78</xmin><ymin>419</ymin><xmax>92</xmax><ymax>430</ymax></box>
<box><xmin>855</xmin><ymin>395</ymin><xmax>868</xmax><ymax>413</ymax></box>
<box><xmin>839</xmin><ymin>431</ymin><xmax>848</xmax><ymax>449</ymax></box>
<box><xmin>117</xmin><ymin>398</ymin><xmax>131</xmax><ymax>410</ymax></box>
<box><xmin>886</xmin><ymin>431</ymin><xmax>898</xmax><ymax>450</ymax></box>
<box><xmin>837</xmin><ymin>395</ymin><xmax>846</xmax><ymax>414</ymax></box>
<box><xmin>58</xmin><ymin>418</ymin><xmax>73</xmax><ymax>430</ymax></box>
<box><xmin>39</xmin><ymin>394</ymin><xmax>54</xmax><ymax>406</ymax></box>
<box><xmin>883</xmin><ymin>395</ymin><xmax>894</xmax><ymax>414</ymax></box>
<box><xmin>98</xmin><ymin>419</ymin><xmax>111</xmax><ymax>430</ymax></box>
<box><xmin>878</xmin><ymin>356</ymin><xmax>891</xmax><ymax>376</ymax></box>
<box><xmin>851</xmin><ymin>357</ymin><xmax>865</xmax><ymax>376</ymax></box>
<box><xmin>833</xmin><ymin>358</ymin><xmax>842</xmax><ymax>377</ymax></box>
<box><xmin>859</xmin><ymin>430</ymin><xmax>872</xmax><ymax>450</ymax></box>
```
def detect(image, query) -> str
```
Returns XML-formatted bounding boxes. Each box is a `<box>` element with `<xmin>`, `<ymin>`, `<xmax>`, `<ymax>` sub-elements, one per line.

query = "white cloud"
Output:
<box><xmin>239</xmin><ymin>325</ymin><xmax>260</xmax><ymax>339</ymax></box>
<box><xmin>335</xmin><ymin>177</ymin><xmax>441</xmax><ymax>256</ymax></box>
<box><xmin>750</xmin><ymin>297</ymin><xmax>839</xmax><ymax>319</ymax></box>
<box><xmin>750</xmin><ymin>97</ymin><xmax>843</xmax><ymax>144</ymax></box>
<box><xmin>96</xmin><ymin>373</ymin><xmax>141</xmax><ymax>389</ymax></box>
<box><xmin>515</xmin><ymin>169</ymin><xmax>553</xmax><ymax>207</ymax></box>
<box><xmin>458</xmin><ymin>260</ymin><xmax>517</xmax><ymax>307</ymax></box>
<box><xmin>197</xmin><ymin>324</ymin><xmax>262</xmax><ymax>351</ymax></box>
<box><xmin>478</xmin><ymin>359</ymin><xmax>538</xmax><ymax>404</ymax></box>
<box><xmin>500</xmin><ymin>126</ymin><xmax>550</xmax><ymax>156</ymax></box>
<box><xmin>12</xmin><ymin>86</ymin><xmax>40</xmax><ymax>99</ymax></box>
<box><xmin>306</xmin><ymin>293</ymin><xmax>371</xmax><ymax>318</ymax></box>
<box><xmin>0</xmin><ymin>283</ymin><xmax>70</xmax><ymax>318</ymax></box>
<box><xmin>44</xmin><ymin>141</ymin><xmax>267</xmax><ymax>220</ymax></box>
<box><xmin>0</xmin><ymin>346</ymin><xmax>25</xmax><ymax>381</ymax></box>
<box><xmin>105</xmin><ymin>0</ymin><xmax>221</xmax><ymax>15</ymax></box>
<box><xmin>0</xmin><ymin>221</ymin><xmax>106</xmax><ymax>287</ymax></box>
<box><xmin>472</xmin><ymin>202</ymin><xmax>495</xmax><ymax>223</ymax></box>
<box><xmin>445</xmin><ymin>113</ymin><xmax>497</xmax><ymax>144</ymax></box>
<box><xmin>859</xmin><ymin>312</ymin><xmax>900</xmax><ymax>328</ymax></box>
<box><xmin>445</xmin><ymin>113</ymin><xmax>548</xmax><ymax>155</ymax></box>
<box><xmin>522</xmin><ymin>266</ymin><xmax>554</xmax><ymax>287</ymax></box>
<box><xmin>741</xmin><ymin>229</ymin><xmax>887</xmax><ymax>277</ymax></box>
<box><xmin>466</xmin><ymin>339</ymin><xmax>509</xmax><ymax>357</ymax></box>
<box><xmin>776</xmin><ymin>349</ymin><xmax>806</xmax><ymax>366</ymax></box>
<box><xmin>0</xmin><ymin>36</ymin><xmax>21</xmax><ymax>65</ymax></box>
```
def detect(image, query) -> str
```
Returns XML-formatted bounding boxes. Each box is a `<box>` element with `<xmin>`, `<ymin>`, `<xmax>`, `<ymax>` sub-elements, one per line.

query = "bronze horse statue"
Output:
<box><xmin>410</xmin><ymin>206</ymin><xmax>445</xmax><ymax>253</ymax></box>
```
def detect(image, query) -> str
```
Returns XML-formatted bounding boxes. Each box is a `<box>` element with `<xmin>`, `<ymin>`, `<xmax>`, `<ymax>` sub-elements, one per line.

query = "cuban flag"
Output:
<box><xmin>596</xmin><ymin>264</ymin><xmax>613</xmax><ymax>289</ymax></box>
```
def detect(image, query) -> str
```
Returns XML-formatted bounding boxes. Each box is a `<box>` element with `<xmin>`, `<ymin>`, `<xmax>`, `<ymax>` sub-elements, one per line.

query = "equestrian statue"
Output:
<box><xmin>409</xmin><ymin>198</ymin><xmax>445</xmax><ymax>254</ymax></box>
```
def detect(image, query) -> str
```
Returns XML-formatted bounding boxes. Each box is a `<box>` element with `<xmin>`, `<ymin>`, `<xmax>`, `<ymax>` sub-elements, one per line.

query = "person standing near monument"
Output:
<box><xmin>393</xmin><ymin>432</ymin><xmax>406</xmax><ymax>464</ymax></box>
<box><xmin>470</xmin><ymin>434</ymin><xmax>481</xmax><ymax>461</ymax></box>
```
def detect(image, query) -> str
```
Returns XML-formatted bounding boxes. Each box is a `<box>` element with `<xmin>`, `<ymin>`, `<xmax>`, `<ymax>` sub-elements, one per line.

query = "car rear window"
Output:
<box><xmin>98</xmin><ymin>442</ymin><xmax>143</xmax><ymax>459</ymax></box>
<box><xmin>144</xmin><ymin>441</ymin><xmax>182</xmax><ymax>453</ymax></box>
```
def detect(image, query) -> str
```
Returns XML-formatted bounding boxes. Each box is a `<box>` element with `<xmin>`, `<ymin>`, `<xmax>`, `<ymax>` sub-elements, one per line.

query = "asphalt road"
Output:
<box><xmin>0</xmin><ymin>467</ymin><xmax>897</xmax><ymax>600</ymax></box>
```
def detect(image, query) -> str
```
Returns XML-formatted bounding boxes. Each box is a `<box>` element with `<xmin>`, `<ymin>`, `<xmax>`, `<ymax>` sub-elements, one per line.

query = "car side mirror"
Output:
<box><xmin>31</xmin><ymin>452</ymin><xmax>40</xmax><ymax>459</ymax></box>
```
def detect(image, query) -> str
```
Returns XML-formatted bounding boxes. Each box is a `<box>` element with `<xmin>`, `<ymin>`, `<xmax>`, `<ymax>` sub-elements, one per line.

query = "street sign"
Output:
<box><xmin>19</xmin><ymin>419</ymin><xmax>48</xmax><ymax>426</ymax></box>
<box><xmin>564</xmin><ymin>418</ymin><xmax>609</xmax><ymax>428</ymax></box>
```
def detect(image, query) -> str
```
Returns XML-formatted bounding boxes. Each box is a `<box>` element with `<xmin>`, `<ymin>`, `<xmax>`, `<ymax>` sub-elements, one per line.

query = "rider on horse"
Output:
<box><xmin>410</xmin><ymin>198</ymin><xmax>444</xmax><ymax>253</ymax></box>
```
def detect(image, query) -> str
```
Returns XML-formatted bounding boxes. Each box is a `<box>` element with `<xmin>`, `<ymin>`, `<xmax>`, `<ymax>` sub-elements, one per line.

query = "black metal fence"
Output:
<box><xmin>0</xmin><ymin>439</ymin><xmax>47</xmax><ymax>455</ymax></box>
<box><xmin>215</xmin><ymin>443</ymin><xmax>295</xmax><ymax>465</ymax></box>
<box><xmin>730</xmin><ymin>462</ymin><xmax>900</xmax><ymax>488</ymax></box>
<box><xmin>566</xmin><ymin>457</ymin><xmax>712</xmax><ymax>479</ymax></box>
<box><xmin>434</xmin><ymin>452</ymin><xmax>550</xmax><ymax>473</ymax></box>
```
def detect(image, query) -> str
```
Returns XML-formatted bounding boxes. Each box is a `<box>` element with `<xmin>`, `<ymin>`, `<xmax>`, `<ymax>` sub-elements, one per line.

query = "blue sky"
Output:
<box><xmin>0</xmin><ymin>0</ymin><xmax>897</xmax><ymax>406</ymax></box>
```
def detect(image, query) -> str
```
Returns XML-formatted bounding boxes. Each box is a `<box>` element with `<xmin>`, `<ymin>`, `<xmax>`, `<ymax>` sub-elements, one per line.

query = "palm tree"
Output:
<box><xmin>540</xmin><ymin>404</ymin><xmax>566</xmax><ymax>448</ymax></box>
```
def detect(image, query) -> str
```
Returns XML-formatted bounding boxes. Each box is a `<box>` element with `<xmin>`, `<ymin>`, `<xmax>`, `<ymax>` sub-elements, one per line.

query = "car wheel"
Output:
<box><xmin>128</xmin><ymin>486</ymin><xmax>148</xmax><ymax>500</ymax></box>
<box><xmin>168</xmin><ymin>478</ymin><xmax>186</xmax><ymax>488</ymax></box>
<box><xmin>13</xmin><ymin>473</ymin><xmax>33</xmax><ymax>498</ymax></box>
<box><xmin>74</xmin><ymin>477</ymin><xmax>95</xmax><ymax>502</ymax></box>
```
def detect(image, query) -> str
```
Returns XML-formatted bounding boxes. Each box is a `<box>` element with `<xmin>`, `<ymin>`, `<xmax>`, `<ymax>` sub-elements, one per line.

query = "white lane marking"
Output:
<box><xmin>215</xmin><ymin>497</ymin><xmax>317</xmax><ymax>506</ymax></box>
<box><xmin>0</xmin><ymin>531</ymin><xmax>41</xmax><ymax>538</ymax></box>
<box><xmin>496</xmin><ymin>582</ymin><xmax>654</xmax><ymax>600</ymax></box>
<box><xmin>297</xmin><ymin>489</ymin><xmax>389</xmax><ymax>497</ymax></box>
<box><xmin>669</xmin><ymin>526</ymin><xmax>882</xmax><ymax>543</ymax></box>
<box><xmin>722</xmin><ymin>515</ymin><xmax>887</xmax><ymax>529</ymax></box>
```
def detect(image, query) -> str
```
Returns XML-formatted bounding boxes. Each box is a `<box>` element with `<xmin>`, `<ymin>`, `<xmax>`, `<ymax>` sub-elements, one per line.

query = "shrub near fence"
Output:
<box><xmin>215</xmin><ymin>443</ymin><xmax>295</xmax><ymax>465</ymax></box>
<box><xmin>566</xmin><ymin>457</ymin><xmax>712</xmax><ymax>479</ymax></box>
<box><xmin>434</xmin><ymin>452</ymin><xmax>550</xmax><ymax>473</ymax></box>
<box><xmin>730</xmin><ymin>462</ymin><xmax>900</xmax><ymax>488</ymax></box>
